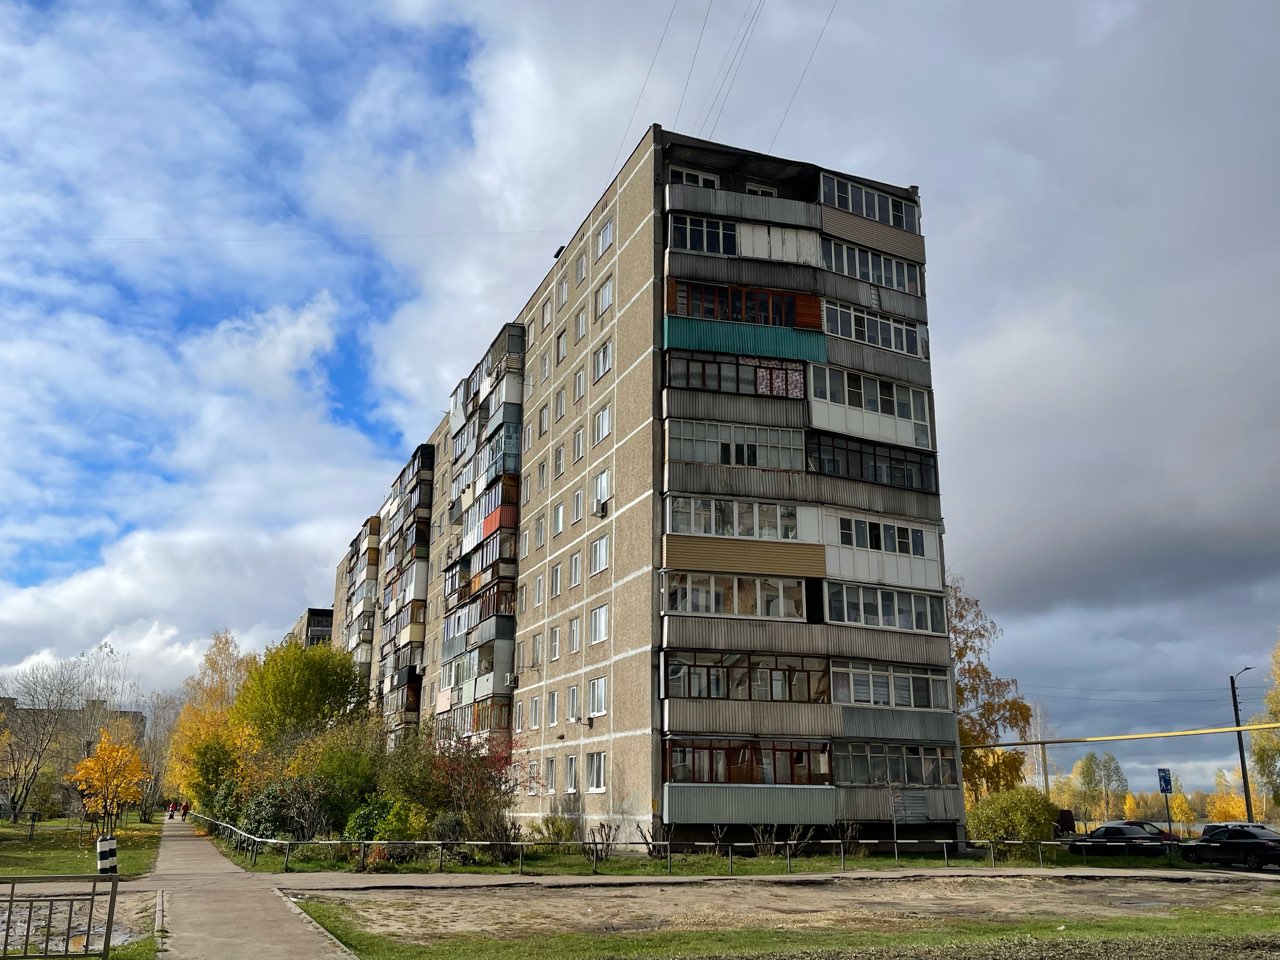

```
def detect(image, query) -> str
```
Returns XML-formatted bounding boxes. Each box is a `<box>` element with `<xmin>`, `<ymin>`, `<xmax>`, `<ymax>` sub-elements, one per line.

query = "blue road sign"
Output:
<box><xmin>1158</xmin><ymin>768</ymin><xmax>1172</xmax><ymax>794</ymax></box>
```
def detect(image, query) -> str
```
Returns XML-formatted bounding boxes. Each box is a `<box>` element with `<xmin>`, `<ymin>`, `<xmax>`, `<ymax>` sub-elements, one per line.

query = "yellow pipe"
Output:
<box><xmin>965</xmin><ymin>721</ymin><xmax>1280</xmax><ymax>750</ymax></box>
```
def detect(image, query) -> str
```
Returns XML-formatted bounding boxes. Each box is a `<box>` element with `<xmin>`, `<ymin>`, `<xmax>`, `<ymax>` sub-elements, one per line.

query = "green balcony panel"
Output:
<box><xmin>663</xmin><ymin>315</ymin><xmax>827</xmax><ymax>363</ymax></box>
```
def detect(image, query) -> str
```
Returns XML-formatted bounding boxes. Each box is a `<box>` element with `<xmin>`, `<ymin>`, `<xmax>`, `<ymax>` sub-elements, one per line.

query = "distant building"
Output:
<box><xmin>288</xmin><ymin>607</ymin><xmax>334</xmax><ymax>648</ymax></box>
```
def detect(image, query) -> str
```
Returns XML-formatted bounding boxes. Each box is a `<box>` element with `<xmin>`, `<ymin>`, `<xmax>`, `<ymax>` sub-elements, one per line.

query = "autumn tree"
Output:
<box><xmin>947</xmin><ymin>575</ymin><xmax>1032</xmax><ymax>805</ymax></box>
<box><xmin>231</xmin><ymin>639</ymin><xmax>364</xmax><ymax>754</ymax></box>
<box><xmin>1072</xmin><ymin>753</ymin><xmax>1102</xmax><ymax>821</ymax></box>
<box><xmin>1249</xmin><ymin>627</ymin><xmax>1280</xmax><ymax>806</ymax></box>
<box><xmin>1170</xmin><ymin>778</ymin><xmax>1195</xmax><ymax>835</ymax></box>
<box><xmin>1098</xmin><ymin>753</ymin><xmax>1128</xmax><ymax>819</ymax></box>
<box><xmin>67</xmin><ymin>728</ymin><xmax>149</xmax><ymax>835</ymax></box>
<box><xmin>1207</xmin><ymin>767</ymin><xmax>1248</xmax><ymax>822</ymax></box>
<box><xmin>1123</xmin><ymin>793</ymin><xmax>1139</xmax><ymax>820</ymax></box>
<box><xmin>168</xmin><ymin>630</ymin><xmax>257</xmax><ymax>807</ymax></box>
<box><xmin>0</xmin><ymin>658</ymin><xmax>88</xmax><ymax>820</ymax></box>
<box><xmin>138</xmin><ymin>691</ymin><xmax>182</xmax><ymax>822</ymax></box>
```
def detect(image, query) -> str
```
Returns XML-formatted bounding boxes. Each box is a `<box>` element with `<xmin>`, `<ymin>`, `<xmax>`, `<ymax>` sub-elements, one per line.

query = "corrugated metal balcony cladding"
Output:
<box><xmin>834</xmin><ymin>786</ymin><xmax>963</xmax><ymax>823</ymax></box>
<box><xmin>824</xmin><ymin>337</ymin><xmax>932</xmax><ymax>389</ymax></box>
<box><xmin>821</xmin><ymin>205</ymin><xmax>926</xmax><ymax>264</ymax></box>
<box><xmin>663</xmin><ymin>390</ymin><xmax>808</xmax><ymax>429</ymax></box>
<box><xmin>662</xmin><ymin>616</ymin><xmax>951</xmax><ymax>666</ymax></box>
<box><xmin>666</xmin><ymin>462</ymin><xmax>942</xmax><ymax>522</ymax></box>
<box><xmin>665</xmin><ymin>183</ymin><xmax>822</xmax><ymax>229</ymax></box>
<box><xmin>663</xmin><ymin>783</ymin><xmax>836</xmax><ymax>825</ymax></box>
<box><xmin>662</xmin><ymin>534</ymin><xmax>826</xmax><ymax>577</ymax></box>
<box><xmin>663</xmin><ymin>316</ymin><xmax>826</xmax><ymax>363</ymax></box>
<box><xmin>840</xmin><ymin>706</ymin><xmax>958</xmax><ymax>743</ymax></box>
<box><xmin>481</xmin><ymin>504</ymin><xmax>519</xmax><ymax>539</ymax></box>
<box><xmin>666</xmin><ymin>698</ymin><xmax>842</xmax><ymax>738</ymax></box>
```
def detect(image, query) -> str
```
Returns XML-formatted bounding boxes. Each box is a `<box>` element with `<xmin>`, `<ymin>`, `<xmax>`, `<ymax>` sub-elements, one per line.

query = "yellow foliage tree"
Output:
<box><xmin>66</xmin><ymin>728</ymin><xmax>148</xmax><ymax>836</ymax></box>
<box><xmin>1170</xmin><ymin>792</ymin><xmax>1195</xmax><ymax>835</ymax></box>
<box><xmin>1123</xmin><ymin>792</ymin><xmax>1139</xmax><ymax>820</ymax></box>
<box><xmin>1207</xmin><ymin>768</ymin><xmax>1248</xmax><ymax>822</ymax></box>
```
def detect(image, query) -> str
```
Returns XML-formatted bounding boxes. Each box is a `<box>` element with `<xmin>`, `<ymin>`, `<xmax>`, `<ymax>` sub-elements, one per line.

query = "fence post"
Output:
<box><xmin>438</xmin><ymin>841</ymin><xmax>445</xmax><ymax>874</ymax></box>
<box><xmin>283</xmin><ymin>843</ymin><xmax>291</xmax><ymax>873</ymax></box>
<box><xmin>943</xmin><ymin>840</ymin><xmax>949</xmax><ymax>868</ymax></box>
<box><xmin>1037</xmin><ymin>842</ymin><xmax>1043</xmax><ymax>868</ymax></box>
<box><xmin>518</xmin><ymin>843</ymin><xmax>524</xmax><ymax>876</ymax></box>
<box><xmin>989</xmin><ymin>842</ymin><xmax>996</xmax><ymax>868</ymax></box>
<box><xmin>666</xmin><ymin>840</ymin><xmax>672</xmax><ymax>875</ymax></box>
<box><xmin>839</xmin><ymin>840</ymin><xmax>845</xmax><ymax>873</ymax></box>
<box><xmin>785</xmin><ymin>842</ymin><xmax>792</xmax><ymax>874</ymax></box>
<box><xmin>591</xmin><ymin>843</ymin><xmax>599</xmax><ymax>875</ymax></box>
<box><xmin>360</xmin><ymin>843</ymin><xmax>367</xmax><ymax>872</ymax></box>
<box><xmin>893</xmin><ymin>839</ymin><xmax>899</xmax><ymax>867</ymax></box>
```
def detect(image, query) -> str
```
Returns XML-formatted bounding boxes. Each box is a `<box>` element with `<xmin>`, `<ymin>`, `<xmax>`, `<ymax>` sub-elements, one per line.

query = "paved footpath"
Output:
<box><xmin>150</xmin><ymin>817</ymin><xmax>349</xmax><ymax>959</ymax></box>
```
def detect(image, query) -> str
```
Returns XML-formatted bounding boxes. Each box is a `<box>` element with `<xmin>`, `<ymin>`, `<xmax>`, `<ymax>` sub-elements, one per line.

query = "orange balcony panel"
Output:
<box><xmin>482</xmin><ymin>504</ymin><xmax>519</xmax><ymax>539</ymax></box>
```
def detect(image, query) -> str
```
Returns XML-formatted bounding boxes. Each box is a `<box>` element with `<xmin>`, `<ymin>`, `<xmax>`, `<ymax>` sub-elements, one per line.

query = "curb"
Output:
<box><xmin>272</xmin><ymin>887</ymin><xmax>357</xmax><ymax>958</ymax></box>
<box><xmin>154</xmin><ymin>889</ymin><xmax>166</xmax><ymax>934</ymax></box>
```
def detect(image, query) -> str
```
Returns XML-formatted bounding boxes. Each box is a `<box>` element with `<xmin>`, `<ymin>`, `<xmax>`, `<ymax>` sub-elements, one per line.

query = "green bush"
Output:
<box><xmin>239</xmin><ymin>784</ymin><xmax>290</xmax><ymax>839</ymax></box>
<box><xmin>527</xmin><ymin>814</ymin><xmax>580</xmax><ymax>851</ymax></box>
<box><xmin>966</xmin><ymin>787</ymin><xmax>1058</xmax><ymax>855</ymax></box>
<box><xmin>343</xmin><ymin>797</ymin><xmax>392</xmax><ymax>841</ymax></box>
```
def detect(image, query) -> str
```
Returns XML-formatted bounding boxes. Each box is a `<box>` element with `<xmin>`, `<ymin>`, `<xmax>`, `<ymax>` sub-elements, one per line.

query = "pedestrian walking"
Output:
<box><xmin>181</xmin><ymin>801</ymin><xmax>190</xmax><ymax>822</ymax></box>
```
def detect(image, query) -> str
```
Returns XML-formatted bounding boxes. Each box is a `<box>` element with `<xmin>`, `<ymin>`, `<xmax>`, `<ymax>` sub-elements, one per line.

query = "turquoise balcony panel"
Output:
<box><xmin>663</xmin><ymin>315</ymin><xmax>827</xmax><ymax>363</ymax></box>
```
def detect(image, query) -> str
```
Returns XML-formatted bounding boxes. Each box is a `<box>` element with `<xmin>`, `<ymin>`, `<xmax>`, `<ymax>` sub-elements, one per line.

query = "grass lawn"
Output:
<box><xmin>0</xmin><ymin>816</ymin><xmax>161</xmax><ymax>877</ymax></box>
<box><xmin>111</xmin><ymin>935</ymin><xmax>158</xmax><ymax>960</ymax></box>
<box><xmin>205</xmin><ymin>830</ymin><xmax>1204</xmax><ymax>878</ymax></box>
<box><xmin>298</xmin><ymin>898</ymin><xmax>1280</xmax><ymax>960</ymax></box>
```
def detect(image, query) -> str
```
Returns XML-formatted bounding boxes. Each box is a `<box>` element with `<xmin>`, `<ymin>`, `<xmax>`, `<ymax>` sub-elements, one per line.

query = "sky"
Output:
<box><xmin>1</xmin><ymin>0</ymin><xmax>1278</xmax><ymax>794</ymax></box>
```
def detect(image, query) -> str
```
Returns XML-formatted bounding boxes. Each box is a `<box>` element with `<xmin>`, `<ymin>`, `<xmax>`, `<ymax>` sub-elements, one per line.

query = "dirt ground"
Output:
<box><xmin>316</xmin><ymin>875</ymin><xmax>1277</xmax><ymax>940</ymax></box>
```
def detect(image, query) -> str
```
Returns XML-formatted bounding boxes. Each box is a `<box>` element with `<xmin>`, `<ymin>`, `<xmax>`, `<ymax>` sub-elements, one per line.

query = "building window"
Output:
<box><xmin>548</xmin><ymin>690</ymin><xmax>559</xmax><ymax>726</ymax></box>
<box><xmin>824</xmin><ymin>299</ymin><xmax>928</xmax><ymax>359</ymax></box>
<box><xmin>588</xmin><ymin>676</ymin><xmax>607</xmax><ymax>716</ymax></box>
<box><xmin>534</xmin><ymin>576</ymin><xmax>544</xmax><ymax>607</ymax></box>
<box><xmin>671</xmin><ymin>215</ymin><xmax>736</xmax><ymax>255</ymax></box>
<box><xmin>825</xmin><ymin>581</ymin><xmax>946</xmax><ymax>634</ymax></box>
<box><xmin>837</xmin><ymin>515</ymin><xmax>928</xmax><ymax>557</ymax></box>
<box><xmin>587</xmin><ymin>752</ymin><xmax>606</xmax><ymax>791</ymax></box>
<box><xmin>523</xmin><ymin>424</ymin><xmax>532</xmax><ymax>452</ymax></box>
<box><xmin>550</xmin><ymin>564</ymin><xmax>562</xmax><ymax>597</ymax></box>
<box><xmin>673</xmin><ymin>281</ymin><xmax>796</xmax><ymax>327</ymax></box>
<box><xmin>545</xmin><ymin>756</ymin><xmax>557</xmax><ymax>793</ymax></box>
<box><xmin>520</xmin><ymin>530</ymin><xmax>529</xmax><ymax>558</ymax></box>
<box><xmin>592</xmin><ymin>404</ymin><xmax>612</xmax><ymax>444</ymax></box>
<box><xmin>556</xmin><ymin>331</ymin><xmax>568</xmax><ymax>363</ymax></box>
<box><xmin>596</xmin><ymin>277</ymin><xmax>614</xmax><ymax>316</ymax></box>
<box><xmin>670</xmin><ymin>166</ymin><xmax>718</xmax><ymax>187</ymax></box>
<box><xmin>552</xmin><ymin>502</ymin><xmax>564</xmax><ymax>536</ymax></box>
<box><xmin>666</xmin><ymin>420</ymin><xmax>805</xmax><ymax>470</ymax></box>
<box><xmin>538</xmin><ymin>404</ymin><xmax>549</xmax><ymax>435</ymax></box>
<box><xmin>592</xmin><ymin>341</ymin><xmax>613</xmax><ymax>380</ymax></box>
<box><xmin>521</xmin><ymin>472</ymin><xmax>531</xmax><ymax>504</ymax></box>
<box><xmin>745</xmin><ymin>182</ymin><xmax>777</xmax><ymax>196</ymax></box>
<box><xmin>831</xmin><ymin>660</ymin><xmax>951</xmax><ymax>710</ymax></box>
<box><xmin>807</xmin><ymin>432</ymin><xmax>938</xmax><ymax>493</ymax></box>
<box><xmin>667</xmin><ymin>496</ymin><xmax>799</xmax><ymax>541</ymax></box>
<box><xmin>575</xmin><ymin>252</ymin><xmax>587</xmax><ymax>284</ymax></box>
<box><xmin>593</xmin><ymin>468</ymin><xmax>611</xmax><ymax>502</ymax></box>
<box><xmin>812</xmin><ymin>365</ymin><xmax>932</xmax><ymax>448</ymax></box>
<box><xmin>573</xmin><ymin>367</ymin><xmax>586</xmax><ymax>401</ymax></box>
<box><xmin>666</xmin><ymin>351</ymin><xmax>805</xmax><ymax>398</ymax></box>
<box><xmin>832</xmin><ymin>742</ymin><xmax>958</xmax><ymax>787</ymax></box>
<box><xmin>575</xmin><ymin>309</ymin><xmax>587</xmax><ymax>341</ymax></box>
<box><xmin>664</xmin><ymin>572</ymin><xmax>805</xmax><ymax>620</ymax></box>
<box><xmin>537</xmin><ymin>460</ymin><xmax>547</xmax><ymax>490</ymax></box>
<box><xmin>572</xmin><ymin>489</ymin><xmax>584</xmax><ymax>522</ymax></box>
<box><xmin>558</xmin><ymin>277</ymin><xmax>569</xmax><ymax>307</ymax></box>
<box><xmin>821</xmin><ymin>173</ymin><xmax>919</xmax><ymax>234</ymax></box>
<box><xmin>589</xmin><ymin>604</ymin><xmax>609</xmax><ymax>644</ymax></box>
<box><xmin>540</xmin><ymin>351</ymin><xmax>550</xmax><ymax>382</ymax></box>
<box><xmin>589</xmin><ymin>535</ymin><xmax>609</xmax><ymax>575</ymax></box>
<box><xmin>550</xmin><ymin>626</ymin><xmax>561</xmax><ymax>660</ymax></box>
<box><xmin>542</xmin><ymin>300</ymin><xmax>552</xmax><ymax>329</ymax></box>
<box><xmin>535</xmin><ymin>515</ymin><xmax>546</xmax><ymax>547</ymax></box>
<box><xmin>568</xmin><ymin>617</ymin><xmax>581</xmax><ymax>653</ymax></box>
<box><xmin>514</xmin><ymin>699</ymin><xmax>524</xmax><ymax>731</ymax></box>
<box><xmin>667</xmin><ymin>652</ymin><xmax>830</xmax><ymax>703</ymax></box>
<box><xmin>821</xmin><ymin>238</ymin><xmax>922</xmax><ymax>296</ymax></box>
<box><xmin>565</xmin><ymin>754</ymin><xmax>577</xmax><ymax>792</ymax></box>
<box><xmin>532</xmin><ymin>633</ymin><xmax>543</xmax><ymax>666</ymax></box>
<box><xmin>518</xmin><ymin>585</ymin><xmax>527</xmax><ymax>613</ymax></box>
<box><xmin>666</xmin><ymin>739</ymin><xmax>830</xmax><ymax>785</ymax></box>
<box><xmin>554</xmin><ymin>444</ymin><xmax>565</xmax><ymax>475</ymax></box>
<box><xmin>568</xmin><ymin>684</ymin><xmax>580</xmax><ymax>720</ymax></box>
<box><xmin>569</xmin><ymin>551</ymin><xmax>582</xmax><ymax>586</ymax></box>
<box><xmin>530</xmin><ymin>696</ymin><xmax>541</xmax><ymax>728</ymax></box>
<box><xmin>596</xmin><ymin>218</ymin><xmax>614</xmax><ymax>259</ymax></box>
<box><xmin>573</xmin><ymin>428</ymin><xmax>584</xmax><ymax>461</ymax></box>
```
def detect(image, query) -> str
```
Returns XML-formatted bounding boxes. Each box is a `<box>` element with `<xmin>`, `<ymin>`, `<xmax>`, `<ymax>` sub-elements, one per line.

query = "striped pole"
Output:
<box><xmin>97</xmin><ymin>834</ymin><xmax>118</xmax><ymax>875</ymax></box>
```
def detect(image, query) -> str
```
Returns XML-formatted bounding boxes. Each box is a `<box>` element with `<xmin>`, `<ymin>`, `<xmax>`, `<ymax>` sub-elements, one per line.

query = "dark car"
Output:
<box><xmin>1100</xmin><ymin>819</ymin><xmax>1178</xmax><ymax>842</ymax></box>
<box><xmin>1068</xmin><ymin>824</ymin><xmax>1166</xmax><ymax>857</ymax></box>
<box><xmin>1181</xmin><ymin>826</ymin><xmax>1280</xmax><ymax>869</ymax></box>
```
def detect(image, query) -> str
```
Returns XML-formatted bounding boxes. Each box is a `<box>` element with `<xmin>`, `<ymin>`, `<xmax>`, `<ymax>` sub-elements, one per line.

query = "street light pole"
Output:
<box><xmin>1230</xmin><ymin>667</ymin><xmax>1255</xmax><ymax>823</ymax></box>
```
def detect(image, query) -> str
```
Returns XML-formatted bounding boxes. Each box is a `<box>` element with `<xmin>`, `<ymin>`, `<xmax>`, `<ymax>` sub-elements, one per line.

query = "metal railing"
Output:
<box><xmin>191</xmin><ymin>813</ymin><xmax>1200</xmax><ymax>876</ymax></box>
<box><xmin>0</xmin><ymin>875</ymin><xmax>118</xmax><ymax>959</ymax></box>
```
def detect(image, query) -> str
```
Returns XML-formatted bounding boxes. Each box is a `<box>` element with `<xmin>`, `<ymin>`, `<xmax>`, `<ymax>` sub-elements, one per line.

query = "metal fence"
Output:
<box><xmin>0</xmin><ymin>875</ymin><xmax>118</xmax><ymax>959</ymax></box>
<box><xmin>190</xmin><ymin>813</ymin><xmax>1192</xmax><ymax>876</ymax></box>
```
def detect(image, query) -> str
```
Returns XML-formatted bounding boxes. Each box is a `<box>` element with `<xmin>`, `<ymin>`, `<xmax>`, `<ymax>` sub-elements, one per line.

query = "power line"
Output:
<box><xmin>610</xmin><ymin>0</ymin><xmax>680</xmax><ymax>181</ymax></box>
<box><xmin>1021</xmin><ymin>683</ymin><xmax>1253</xmax><ymax>694</ymax></box>
<box><xmin>767</xmin><ymin>0</ymin><xmax>837</xmax><ymax>153</ymax></box>
<box><xmin>0</xmin><ymin>229</ymin><xmax>568</xmax><ymax>246</ymax></box>
<box><xmin>674</xmin><ymin>0</ymin><xmax>714</xmax><ymax>130</ymax></box>
<box><xmin>690</xmin><ymin>0</ymin><xmax>755</xmax><ymax>135</ymax></box>
<box><xmin>710</xmin><ymin>0</ymin><xmax>767</xmax><ymax>139</ymax></box>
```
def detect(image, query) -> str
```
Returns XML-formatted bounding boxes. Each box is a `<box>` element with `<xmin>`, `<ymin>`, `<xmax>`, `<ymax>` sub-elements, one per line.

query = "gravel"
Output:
<box><xmin>747</xmin><ymin>934</ymin><xmax>1280</xmax><ymax>959</ymax></box>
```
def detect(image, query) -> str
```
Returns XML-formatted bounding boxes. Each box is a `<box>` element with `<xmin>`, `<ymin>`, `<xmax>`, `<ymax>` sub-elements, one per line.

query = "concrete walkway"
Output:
<box><xmin>151</xmin><ymin>817</ymin><xmax>349</xmax><ymax>959</ymax></box>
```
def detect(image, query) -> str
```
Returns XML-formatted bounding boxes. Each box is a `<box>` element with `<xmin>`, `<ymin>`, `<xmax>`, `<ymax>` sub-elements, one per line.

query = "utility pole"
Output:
<box><xmin>1231</xmin><ymin>667</ymin><xmax>1255</xmax><ymax>823</ymax></box>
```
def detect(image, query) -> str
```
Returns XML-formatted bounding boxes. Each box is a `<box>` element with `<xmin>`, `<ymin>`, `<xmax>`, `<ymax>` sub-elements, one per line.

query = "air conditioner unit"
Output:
<box><xmin>590</xmin><ymin>498</ymin><xmax>608</xmax><ymax>518</ymax></box>
<box><xmin>504</xmin><ymin>673</ymin><xmax>519</xmax><ymax>687</ymax></box>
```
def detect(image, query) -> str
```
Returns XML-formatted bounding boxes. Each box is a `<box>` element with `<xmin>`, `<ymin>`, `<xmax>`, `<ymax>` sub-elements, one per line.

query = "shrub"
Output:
<box><xmin>527</xmin><ymin>814</ymin><xmax>580</xmax><ymax>852</ymax></box>
<box><xmin>344</xmin><ymin>797</ymin><xmax>392</xmax><ymax>842</ymax></box>
<box><xmin>239</xmin><ymin>784</ymin><xmax>290</xmax><ymax>839</ymax></box>
<box><xmin>966</xmin><ymin>787</ymin><xmax>1058</xmax><ymax>857</ymax></box>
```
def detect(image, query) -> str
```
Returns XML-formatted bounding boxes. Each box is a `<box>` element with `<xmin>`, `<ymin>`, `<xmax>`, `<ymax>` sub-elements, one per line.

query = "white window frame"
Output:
<box><xmin>588</xmin><ymin>676</ymin><xmax>607</xmax><ymax>716</ymax></box>
<box><xmin>596</xmin><ymin>218</ymin><xmax>614</xmax><ymax>259</ymax></box>
<box><xmin>589</xmin><ymin>603</ymin><xmax>609</xmax><ymax>645</ymax></box>
<box><xmin>553</xmin><ymin>502</ymin><xmax>564</xmax><ymax>536</ymax></box>
<box><xmin>565</xmin><ymin>753</ymin><xmax>578</xmax><ymax>792</ymax></box>
<box><xmin>558</xmin><ymin>277</ymin><xmax>569</xmax><ymax>307</ymax></box>
<box><xmin>575</xmin><ymin>252</ymin><xmax>587</xmax><ymax>284</ymax></box>
<box><xmin>575</xmin><ymin>309</ymin><xmax>587</xmax><ymax>342</ymax></box>
<box><xmin>573</xmin><ymin>427</ymin><xmax>584</xmax><ymax>461</ymax></box>
<box><xmin>550</xmin><ymin>626</ymin><xmax>561</xmax><ymax>660</ymax></box>
<box><xmin>534</xmin><ymin>575</ymin><xmax>544</xmax><ymax>606</ymax></box>
<box><xmin>589</xmin><ymin>535</ymin><xmax>609</xmax><ymax>575</ymax></box>
<box><xmin>544</xmin><ymin>755</ymin><xmax>557</xmax><ymax>793</ymax></box>
<box><xmin>550</xmin><ymin>563</ymin><xmax>562</xmax><ymax>597</ymax></box>
<box><xmin>592</xmin><ymin>340</ymin><xmax>613</xmax><ymax>381</ymax></box>
<box><xmin>573</xmin><ymin>367</ymin><xmax>586</xmax><ymax>401</ymax></box>
<box><xmin>568</xmin><ymin>616</ymin><xmax>581</xmax><ymax>653</ymax></box>
<box><xmin>541</xmin><ymin>300</ymin><xmax>552</xmax><ymax>329</ymax></box>
<box><xmin>530</xmin><ymin>695</ymin><xmax>541</xmax><ymax>728</ymax></box>
<box><xmin>594</xmin><ymin>468</ymin><xmax>611</xmax><ymax>502</ymax></box>
<box><xmin>671</xmin><ymin>166</ymin><xmax>718</xmax><ymax>188</ymax></box>
<box><xmin>587</xmin><ymin>752</ymin><xmax>606</xmax><ymax>792</ymax></box>
<box><xmin>548</xmin><ymin>690</ymin><xmax>559</xmax><ymax>726</ymax></box>
<box><xmin>572</xmin><ymin>489</ymin><xmax>584</xmax><ymax>523</ymax></box>
<box><xmin>592</xmin><ymin>404</ymin><xmax>612</xmax><ymax>444</ymax></box>
<box><xmin>569</xmin><ymin>551</ymin><xmax>582</xmax><ymax>585</ymax></box>
<box><xmin>596</xmin><ymin>276</ymin><xmax>614</xmax><ymax>316</ymax></box>
<box><xmin>567</xmin><ymin>684</ymin><xmax>579</xmax><ymax>721</ymax></box>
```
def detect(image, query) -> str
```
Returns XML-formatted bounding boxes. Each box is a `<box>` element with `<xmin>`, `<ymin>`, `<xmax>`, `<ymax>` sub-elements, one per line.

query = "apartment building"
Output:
<box><xmin>287</xmin><ymin>607</ymin><xmax>333</xmax><ymax>648</ymax></box>
<box><xmin>333</xmin><ymin>514</ymin><xmax>381</xmax><ymax>693</ymax></box>
<box><xmin>338</xmin><ymin>124</ymin><xmax>964</xmax><ymax>841</ymax></box>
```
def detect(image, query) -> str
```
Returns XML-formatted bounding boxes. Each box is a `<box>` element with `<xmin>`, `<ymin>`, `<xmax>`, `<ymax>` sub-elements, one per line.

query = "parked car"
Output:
<box><xmin>1181</xmin><ymin>825</ymin><xmax>1280</xmax><ymax>869</ymax></box>
<box><xmin>1099</xmin><ymin>819</ymin><xmax>1178</xmax><ymax>842</ymax></box>
<box><xmin>1199</xmin><ymin>821</ymin><xmax>1274</xmax><ymax>838</ymax></box>
<box><xmin>1068</xmin><ymin>824</ymin><xmax>1166</xmax><ymax>857</ymax></box>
